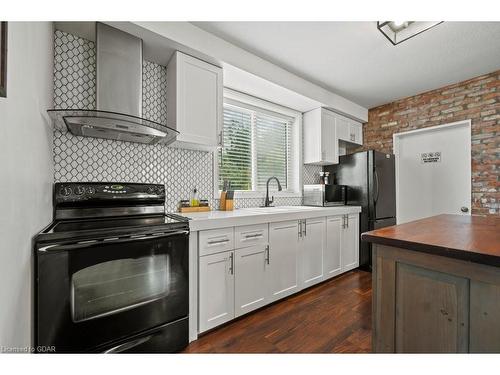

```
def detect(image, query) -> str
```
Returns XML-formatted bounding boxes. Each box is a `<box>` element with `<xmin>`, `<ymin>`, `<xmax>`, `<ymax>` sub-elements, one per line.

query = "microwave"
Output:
<box><xmin>303</xmin><ymin>184</ymin><xmax>348</xmax><ymax>207</ymax></box>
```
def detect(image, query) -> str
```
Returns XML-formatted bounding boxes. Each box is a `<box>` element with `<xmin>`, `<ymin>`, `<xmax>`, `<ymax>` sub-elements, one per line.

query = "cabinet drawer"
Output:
<box><xmin>235</xmin><ymin>224</ymin><xmax>269</xmax><ymax>249</ymax></box>
<box><xmin>199</xmin><ymin>227</ymin><xmax>234</xmax><ymax>256</ymax></box>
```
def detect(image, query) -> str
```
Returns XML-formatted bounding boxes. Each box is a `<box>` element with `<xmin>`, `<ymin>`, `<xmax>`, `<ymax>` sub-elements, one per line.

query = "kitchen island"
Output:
<box><xmin>362</xmin><ymin>214</ymin><xmax>500</xmax><ymax>353</ymax></box>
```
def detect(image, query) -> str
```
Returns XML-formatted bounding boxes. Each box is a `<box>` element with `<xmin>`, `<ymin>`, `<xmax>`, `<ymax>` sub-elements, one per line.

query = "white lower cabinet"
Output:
<box><xmin>235</xmin><ymin>245</ymin><xmax>269</xmax><ymax>317</ymax></box>
<box><xmin>198</xmin><ymin>250</ymin><xmax>235</xmax><ymax>332</ymax></box>
<box><xmin>341</xmin><ymin>214</ymin><xmax>359</xmax><ymax>271</ymax></box>
<box><xmin>324</xmin><ymin>216</ymin><xmax>343</xmax><ymax>279</ymax></box>
<box><xmin>267</xmin><ymin>221</ymin><xmax>300</xmax><ymax>302</ymax></box>
<box><xmin>197</xmin><ymin>213</ymin><xmax>359</xmax><ymax>334</ymax></box>
<box><xmin>299</xmin><ymin>218</ymin><xmax>325</xmax><ymax>288</ymax></box>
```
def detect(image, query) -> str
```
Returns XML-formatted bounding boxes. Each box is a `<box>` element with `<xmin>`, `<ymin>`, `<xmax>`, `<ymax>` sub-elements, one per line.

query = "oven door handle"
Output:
<box><xmin>37</xmin><ymin>229</ymin><xmax>190</xmax><ymax>253</ymax></box>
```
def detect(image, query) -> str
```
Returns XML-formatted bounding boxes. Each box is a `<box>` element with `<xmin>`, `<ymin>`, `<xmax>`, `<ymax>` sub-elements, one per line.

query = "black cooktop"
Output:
<box><xmin>37</xmin><ymin>214</ymin><xmax>189</xmax><ymax>245</ymax></box>
<box><xmin>49</xmin><ymin>215</ymin><xmax>186</xmax><ymax>233</ymax></box>
<box><xmin>36</xmin><ymin>182</ymin><xmax>190</xmax><ymax>245</ymax></box>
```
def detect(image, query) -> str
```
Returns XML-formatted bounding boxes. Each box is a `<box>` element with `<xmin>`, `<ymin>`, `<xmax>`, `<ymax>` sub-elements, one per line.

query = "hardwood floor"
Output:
<box><xmin>184</xmin><ymin>269</ymin><xmax>372</xmax><ymax>353</ymax></box>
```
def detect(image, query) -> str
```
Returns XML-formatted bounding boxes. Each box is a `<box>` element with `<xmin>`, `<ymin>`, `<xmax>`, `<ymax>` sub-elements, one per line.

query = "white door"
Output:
<box><xmin>234</xmin><ymin>245</ymin><xmax>268</xmax><ymax>317</ymax></box>
<box><xmin>341</xmin><ymin>214</ymin><xmax>359</xmax><ymax>271</ymax></box>
<box><xmin>300</xmin><ymin>218</ymin><xmax>325</xmax><ymax>288</ymax></box>
<box><xmin>325</xmin><ymin>216</ymin><xmax>342</xmax><ymax>279</ymax></box>
<box><xmin>198</xmin><ymin>251</ymin><xmax>234</xmax><ymax>332</ymax></box>
<box><xmin>268</xmin><ymin>221</ymin><xmax>299</xmax><ymax>302</ymax></box>
<box><xmin>394</xmin><ymin>120</ymin><xmax>471</xmax><ymax>224</ymax></box>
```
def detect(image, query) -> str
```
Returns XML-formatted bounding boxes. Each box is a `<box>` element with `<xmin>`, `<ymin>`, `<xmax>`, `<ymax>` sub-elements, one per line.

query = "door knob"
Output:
<box><xmin>460</xmin><ymin>207</ymin><xmax>469</xmax><ymax>213</ymax></box>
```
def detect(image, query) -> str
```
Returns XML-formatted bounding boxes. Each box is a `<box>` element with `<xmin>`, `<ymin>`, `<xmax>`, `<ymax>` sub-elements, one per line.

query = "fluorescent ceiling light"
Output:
<box><xmin>377</xmin><ymin>21</ymin><xmax>443</xmax><ymax>45</ymax></box>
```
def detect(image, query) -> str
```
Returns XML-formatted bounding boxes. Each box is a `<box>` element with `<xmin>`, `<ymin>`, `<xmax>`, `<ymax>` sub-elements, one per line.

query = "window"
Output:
<box><xmin>218</xmin><ymin>97</ymin><xmax>296</xmax><ymax>193</ymax></box>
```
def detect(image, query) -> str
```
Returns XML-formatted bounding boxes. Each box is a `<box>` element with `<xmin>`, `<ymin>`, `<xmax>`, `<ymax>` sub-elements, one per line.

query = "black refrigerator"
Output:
<box><xmin>324</xmin><ymin>150</ymin><xmax>396</xmax><ymax>270</ymax></box>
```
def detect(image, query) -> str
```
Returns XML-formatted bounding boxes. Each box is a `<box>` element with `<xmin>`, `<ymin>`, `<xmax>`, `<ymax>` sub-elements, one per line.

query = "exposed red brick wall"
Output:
<box><xmin>358</xmin><ymin>70</ymin><xmax>499</xmax><ymax>215</ymax></box>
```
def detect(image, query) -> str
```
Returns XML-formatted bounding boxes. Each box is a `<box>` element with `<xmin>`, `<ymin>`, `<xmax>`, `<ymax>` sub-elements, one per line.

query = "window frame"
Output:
<box><xmin>213</xmin><ymin>88</ymin><xmax>303</xmax><ymax>199</ymax></box>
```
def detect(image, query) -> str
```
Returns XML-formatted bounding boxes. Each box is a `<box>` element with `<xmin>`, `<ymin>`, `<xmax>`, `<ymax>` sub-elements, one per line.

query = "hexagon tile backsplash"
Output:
<box><xmin>52</xmin><ymin>29</ymin><xmax>321</xmax><ymax>212</ymax></box>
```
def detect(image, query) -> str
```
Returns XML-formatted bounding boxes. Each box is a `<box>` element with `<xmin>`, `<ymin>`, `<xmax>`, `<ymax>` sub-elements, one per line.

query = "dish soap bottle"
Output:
<box><xmin>190</xmin><ymin>188</ymin><xmax>200</xmax><ymax>207</ymax></box>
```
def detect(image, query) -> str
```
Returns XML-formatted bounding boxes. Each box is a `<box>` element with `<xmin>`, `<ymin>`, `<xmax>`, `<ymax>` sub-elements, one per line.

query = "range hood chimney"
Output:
<box><xmin>48</xmin><ymin>23</ymin><xmax>178</xmax><ymax>145</ymax></box>
<box><xmin>96</xmin><ymin>22</ymin><xmax>143</xmax><ymax>118</ymax></box>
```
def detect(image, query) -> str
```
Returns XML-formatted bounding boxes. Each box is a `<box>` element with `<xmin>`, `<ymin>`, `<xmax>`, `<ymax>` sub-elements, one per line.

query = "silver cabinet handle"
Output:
<box><xmin>298</xmin><ymin>220</ymin><xmax>302</xmax><ymax>238</ymax></box>
<box><xmin>229</xmin><ymin>252</ymin><xmax>234</xmax><ymax>275</ymax></box>
<box><xmin>218</xmin><ymin>130</ymin><xmax>222</xmax><ymax>146</ymax></box>
<box><xmin>303</xmin><ymin>220</ymin><xmax>307</xmax><ymax>237</ymax></box>
<box><xmin>265</xmin><ymin>245</ymin><xmax>270</xmax><ymax>265</ymax></box>
<box><xmin>342</xmin><ymin>215</ymin><xmax>346</xmax><ymax>229</ymax></box>
<box><xmin>207</xmin><ymin>238</ymin><xmax>230</xmax><ymax>245</ymax></box>
<box><xmin>346</xmin><ymin>215</ymin><xmax>349</xmax><ymax>228</ymax></box>
<box><xmin>243</xmin><ymin>233</ymin><xmax>263</xmax><ymax>240</ymax></box>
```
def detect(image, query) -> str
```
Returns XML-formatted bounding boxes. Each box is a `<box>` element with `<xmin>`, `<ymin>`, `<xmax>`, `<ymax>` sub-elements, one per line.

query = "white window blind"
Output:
<box><xmin>218</xmin><ymin>106</ymin><xmax>253</xmax><ymax>191</ymax></box>
<box><xmin>218</xmin><ymin>102</ymin><xmax>293</xmax><ymax>192</ymax></box>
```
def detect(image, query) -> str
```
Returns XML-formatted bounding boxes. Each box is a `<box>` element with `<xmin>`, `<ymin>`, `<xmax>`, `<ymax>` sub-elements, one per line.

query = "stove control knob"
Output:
<box><xmin>61</xmin><ymin>186</ymin><xmax>72</xmax><ymax>196</ymax></box>
<box><xmin>75</xmin><ymin>186</ymin><xmax>85</xmax><ymax>195</ymax></box>
<box><xmin>86</xmin><ymin>186</ymin><xmax>95</xmax><ymax>195</ymax></box>
<box><xmin>147</xmin><ymin>187</ymin><xmax>155</xmax><ymax>194</ymax></box>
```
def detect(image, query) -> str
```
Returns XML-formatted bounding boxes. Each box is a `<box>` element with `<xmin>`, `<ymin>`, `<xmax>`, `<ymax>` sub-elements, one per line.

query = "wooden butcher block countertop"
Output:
<box><xmin>361</xmin><ymin>214</ymin><xmax>500</xmax><ymax>267</ymax></box>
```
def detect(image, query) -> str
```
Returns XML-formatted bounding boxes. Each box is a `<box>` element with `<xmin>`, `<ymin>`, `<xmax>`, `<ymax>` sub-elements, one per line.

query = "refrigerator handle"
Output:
<box><xmin>374</xmin><ymin>169</ymin><xmax>380</xmax><ymax>204</ymax></box>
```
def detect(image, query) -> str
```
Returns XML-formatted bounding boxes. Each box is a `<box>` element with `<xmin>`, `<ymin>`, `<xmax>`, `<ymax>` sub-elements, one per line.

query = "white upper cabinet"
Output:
<box><xmin>337</xmin><ymin>116</ymin><xmax>363</xmax><ymax>146</ymax></box>
<box><xmin>303</xmin><ymin>108</ymin><xmax>338</xmax><ymax>165</ymax></box>
<box><xmin>167</xmin><ymin>51</ymin><xmax>223</xmax><ymax>150</ymax></box>
<box><xmin>348</xmin><ymin>120</ymin><xmax>363</xmax><ymax>145</ymax></box>
<box><xmin>304</xmin><ymin>108</ymin><xmax>364</xmax><ymax>165</ymax></box>
<box><xmin>335</xmin><ymin>115</ymin><xmax>350</xmax><ymax>142</ymax></box>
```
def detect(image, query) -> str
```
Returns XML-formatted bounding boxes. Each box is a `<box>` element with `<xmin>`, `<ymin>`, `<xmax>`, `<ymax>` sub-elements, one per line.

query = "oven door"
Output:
<box><xmin>36</xmin><ymin>228</ymin><xmax>189</xmax><ymax>353</ymax></box>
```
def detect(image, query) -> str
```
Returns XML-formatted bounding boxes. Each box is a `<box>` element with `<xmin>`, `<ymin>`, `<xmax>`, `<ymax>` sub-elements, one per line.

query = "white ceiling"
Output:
<box><xmin>192</xmin><ymin>22</ymin><xmax>500</xmax><ymax>108</ymax></box>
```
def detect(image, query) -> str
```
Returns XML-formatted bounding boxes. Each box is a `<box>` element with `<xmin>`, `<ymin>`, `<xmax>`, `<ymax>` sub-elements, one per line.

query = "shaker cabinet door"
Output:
<box><xmin>300</xmin><ymin>218</ymin><xmax>325</xmax><ymax>288</ymax></box>
<box><xmin>267</xmin><ymin>221</ymin><xmax>299</xmax><ymax>302</ymax></box>
<box><xmin>341</xmin><ymin>214</ymin><xmax>359</xmax><ymax>271</ymax></box>
<box><xmin>168</xmin><ymin>51</ymin><xmax>223</xmax><ymax>149</ymax></box>
<box><xmin>325</xmin><ymin>216</ymin><xmax>342</xmax><ymax>279</ymax></box>
<box><xmin>198</xmin><ymin>251</ymin><xmax>234</xmax><ymax>332</ymax></box>
<box><xmin>235</xmin><ymin>245</ymin><xmax>269</xmax><ymax>317</ymax></box>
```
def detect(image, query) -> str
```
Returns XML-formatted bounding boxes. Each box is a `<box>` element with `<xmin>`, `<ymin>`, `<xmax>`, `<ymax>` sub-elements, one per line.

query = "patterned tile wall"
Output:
<box><xmin>303</xmin><ymin>165</ymin><xmax>322</xmax><ymax>185</ymax></box>
<box><xmin>54</xmin><ymin>30</ymin><xmax>96</xmax><ymax>109</ymax></box>
<box><xmin>142</xmin><ymin>60</ymin><xmax>168</xmax><ymax>124</ymax></box>
<box><xmin>52</xmin><ymin>30</ymin><xmax>321</xmax><ymax>212</ymax></box>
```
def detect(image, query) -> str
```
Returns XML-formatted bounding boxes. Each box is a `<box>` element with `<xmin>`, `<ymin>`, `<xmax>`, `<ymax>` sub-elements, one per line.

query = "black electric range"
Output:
<box><xmin>34</xmin><ymin>182</ymin><xmax>190</xmax><ymax>353</ymax></box>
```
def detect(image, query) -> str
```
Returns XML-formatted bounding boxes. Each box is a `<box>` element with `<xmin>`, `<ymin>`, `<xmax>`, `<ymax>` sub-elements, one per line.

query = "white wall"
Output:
<box><xmin>0</xmin><ymin>22</ymin><xmax>54</xmax><ymax>349</ymax></box>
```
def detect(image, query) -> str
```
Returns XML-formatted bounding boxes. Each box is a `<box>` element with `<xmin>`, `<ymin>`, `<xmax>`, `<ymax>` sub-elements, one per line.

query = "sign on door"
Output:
<box><xmin>421</xmin><ymin>152</ymin><xmax>441</xmax><ymax>164</ymax></box>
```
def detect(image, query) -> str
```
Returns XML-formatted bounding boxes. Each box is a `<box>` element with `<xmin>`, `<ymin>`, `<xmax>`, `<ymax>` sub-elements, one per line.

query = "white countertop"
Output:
<box><xmin>178</xmin><ymin>205</ymin><xmax>362</xmax><ymax>231</ymax></box>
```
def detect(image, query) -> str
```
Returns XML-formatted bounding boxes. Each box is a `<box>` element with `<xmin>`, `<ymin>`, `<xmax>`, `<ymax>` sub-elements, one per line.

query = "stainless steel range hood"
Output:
<box><xmin>48</xmin><ymin>23</ymin><xmax>178</xmax><ymax>145</ymax></box>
